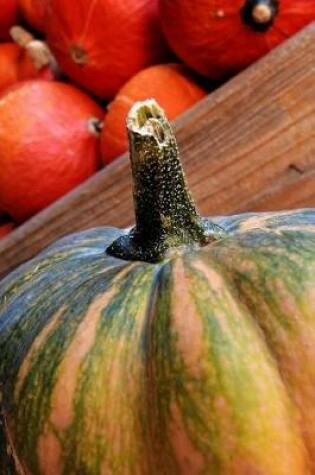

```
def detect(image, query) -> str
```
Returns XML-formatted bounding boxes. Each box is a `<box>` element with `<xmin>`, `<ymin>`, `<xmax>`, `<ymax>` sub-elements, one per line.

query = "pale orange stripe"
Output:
<box><xmin>14</xmin><ymin>307</ymin><xmax>65</xmax><ymax>401</ymax></box>
<box><xmin>49</xmin><ymin>267</ymin><xmax>132</xmax><ymax>431</ymax></box>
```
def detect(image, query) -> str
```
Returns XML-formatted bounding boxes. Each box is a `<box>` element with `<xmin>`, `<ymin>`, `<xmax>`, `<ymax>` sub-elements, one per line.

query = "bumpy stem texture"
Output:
<box><xmin>108</xmin><ymin>100</ymin><xmax>225</xmax><ymax>263</ymax></box>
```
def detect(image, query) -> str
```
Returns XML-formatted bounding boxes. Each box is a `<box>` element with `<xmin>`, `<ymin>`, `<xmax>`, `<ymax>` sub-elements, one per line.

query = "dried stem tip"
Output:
<box><xmin>107</xmin><ymin>99</ymin><xmax>225</xmax><ymax>263</ymax></box>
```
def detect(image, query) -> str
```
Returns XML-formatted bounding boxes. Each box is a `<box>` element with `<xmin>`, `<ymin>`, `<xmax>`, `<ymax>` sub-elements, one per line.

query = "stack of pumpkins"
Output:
<box><xmin>0</xmin><ymin>0</ymin><xmax>313</xmax><ymax>234</ymax></box>
<box><xmin>0</xmin><ymin>2</ymin><xmax>315</xmax><ymax>475</ymax></box>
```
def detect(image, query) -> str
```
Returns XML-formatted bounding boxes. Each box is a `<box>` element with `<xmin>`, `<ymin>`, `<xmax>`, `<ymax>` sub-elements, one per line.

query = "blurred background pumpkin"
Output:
<box><xmin>0</xmin><ymin>0</ymin><xmax>313</xmax><ymax>235</ymax></box>
<box><xmin>159</xmin><ymin>0</ymin><xmax>315</xmax><ymax>79</ymax></box>
<box><xmin>100</xmin><ymin>63</ymin><xmax>207</xmax><ymax>164</ymax></box>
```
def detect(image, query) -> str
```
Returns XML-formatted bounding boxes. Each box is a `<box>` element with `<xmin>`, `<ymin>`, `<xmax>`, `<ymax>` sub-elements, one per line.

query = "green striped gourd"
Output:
<box><xmin>0</xmin><ymin>100</ymin><xmax>314</xmax><ymax>475</ymax></box>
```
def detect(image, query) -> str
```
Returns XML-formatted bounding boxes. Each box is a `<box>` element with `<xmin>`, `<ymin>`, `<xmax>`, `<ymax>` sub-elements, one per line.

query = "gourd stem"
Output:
<box><xmin>88</xmin><ymin>117</ymin><xmax>103</xmax><ymax>137</ymax></box>
<box><xmin>10</xmin><ymin>25</ymin><xmax>60</xmax><ymax>74</ymax></box>
<box><xmin>107</xmin><ymin>99</ymin><xmax>225</xmax><ymax>263</ymax></box>
<box><xmin>241</xmin><ymin>0</ymin><xmax>279</xmax><ymax>32</ymax></box>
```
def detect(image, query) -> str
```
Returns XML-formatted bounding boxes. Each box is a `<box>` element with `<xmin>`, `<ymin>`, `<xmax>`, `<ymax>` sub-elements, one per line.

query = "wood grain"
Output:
<box><xmin>0</xmin><ymin>24</ymin><xmax>314</xmax><ymax>279</ymax></box>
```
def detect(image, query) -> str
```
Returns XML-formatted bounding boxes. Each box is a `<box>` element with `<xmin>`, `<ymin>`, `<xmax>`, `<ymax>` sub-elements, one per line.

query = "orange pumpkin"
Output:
<box><xmin>0</xmin><ymin>43</ymin><xmax>19</xmax><ymax>93</ymax></box>
<box><xmin>0</xmin><ymin>81</ymin><xmax>103</xmax><ymax>223</ymax></box>
<box><xmin>101</xmin><ymin>63</ymin><xmax>207</xmax><ymax>164</ymax></box>
<box><xmin>45</xmin><ymin>0</ymin><xmax>171</xmax><ymax>99</ymax></box>
<box><xmin>159</xmin><ymin>0</ymin><xmax>315</xmax><ymax>79</ymax></box>
<box><xmin>0</xmin><ymin>41</ymin><xmax>54</xmax><ymax>94</ymax></box>
<box><xmin>18</xmin><ymin>0</ymin><xmax>47</xmax><ymax>32</ymax></box>
<box><xmin>0</xmin><ymin>0</ymin><xmax>18</xmax><ymax>39</ymax></box>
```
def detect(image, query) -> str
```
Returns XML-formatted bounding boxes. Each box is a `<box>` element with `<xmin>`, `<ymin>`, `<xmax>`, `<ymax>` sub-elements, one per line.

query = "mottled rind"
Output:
<box><xmin>0</xmin><ymin>208</ymin><xmax>314</xmax><ymax>474</ymax></box>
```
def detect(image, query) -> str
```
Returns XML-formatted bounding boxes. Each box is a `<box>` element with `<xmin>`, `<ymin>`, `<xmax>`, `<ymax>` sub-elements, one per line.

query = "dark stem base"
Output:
<box><xmin>241</xmin><ymin>0</ymin><xmax>279</xmax><ymax>32</ymax></box>
<box><xmin>108</xmin><ymin>218</ymin><xmax>226</xmax><ymax>263</ymax></box>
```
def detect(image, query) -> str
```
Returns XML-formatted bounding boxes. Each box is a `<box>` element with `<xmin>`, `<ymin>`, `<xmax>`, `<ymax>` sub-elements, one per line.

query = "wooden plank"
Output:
<box><xmin>0</xmin><ymin>23</ymin><xmax>314</xmax><ymax>280</ymax></box>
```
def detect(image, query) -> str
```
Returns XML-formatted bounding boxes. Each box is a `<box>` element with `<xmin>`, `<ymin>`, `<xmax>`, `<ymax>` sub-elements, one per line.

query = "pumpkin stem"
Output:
<box><xmin>10</xmin><ymin>26</ymin><xmax>60</xmax><ymax>75</ymax></box>
<box><xmin>87</xmin><ymin>117</ymin><xmax>103</xmax><ymax>137</ymax></box>
<box><xmin>241</xmin><ymin>0</ymin><xmax>279</xmax><ymax>32</ymax></box>
<box><xmin>107</xmin><ymin>99</ymin><xmax>225</xmax><ymax>263</ymax></box>
<box><xmin>70</xmin><ymin>45</ymin><xmax>87</xmax><ymax>66</ymax></box>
